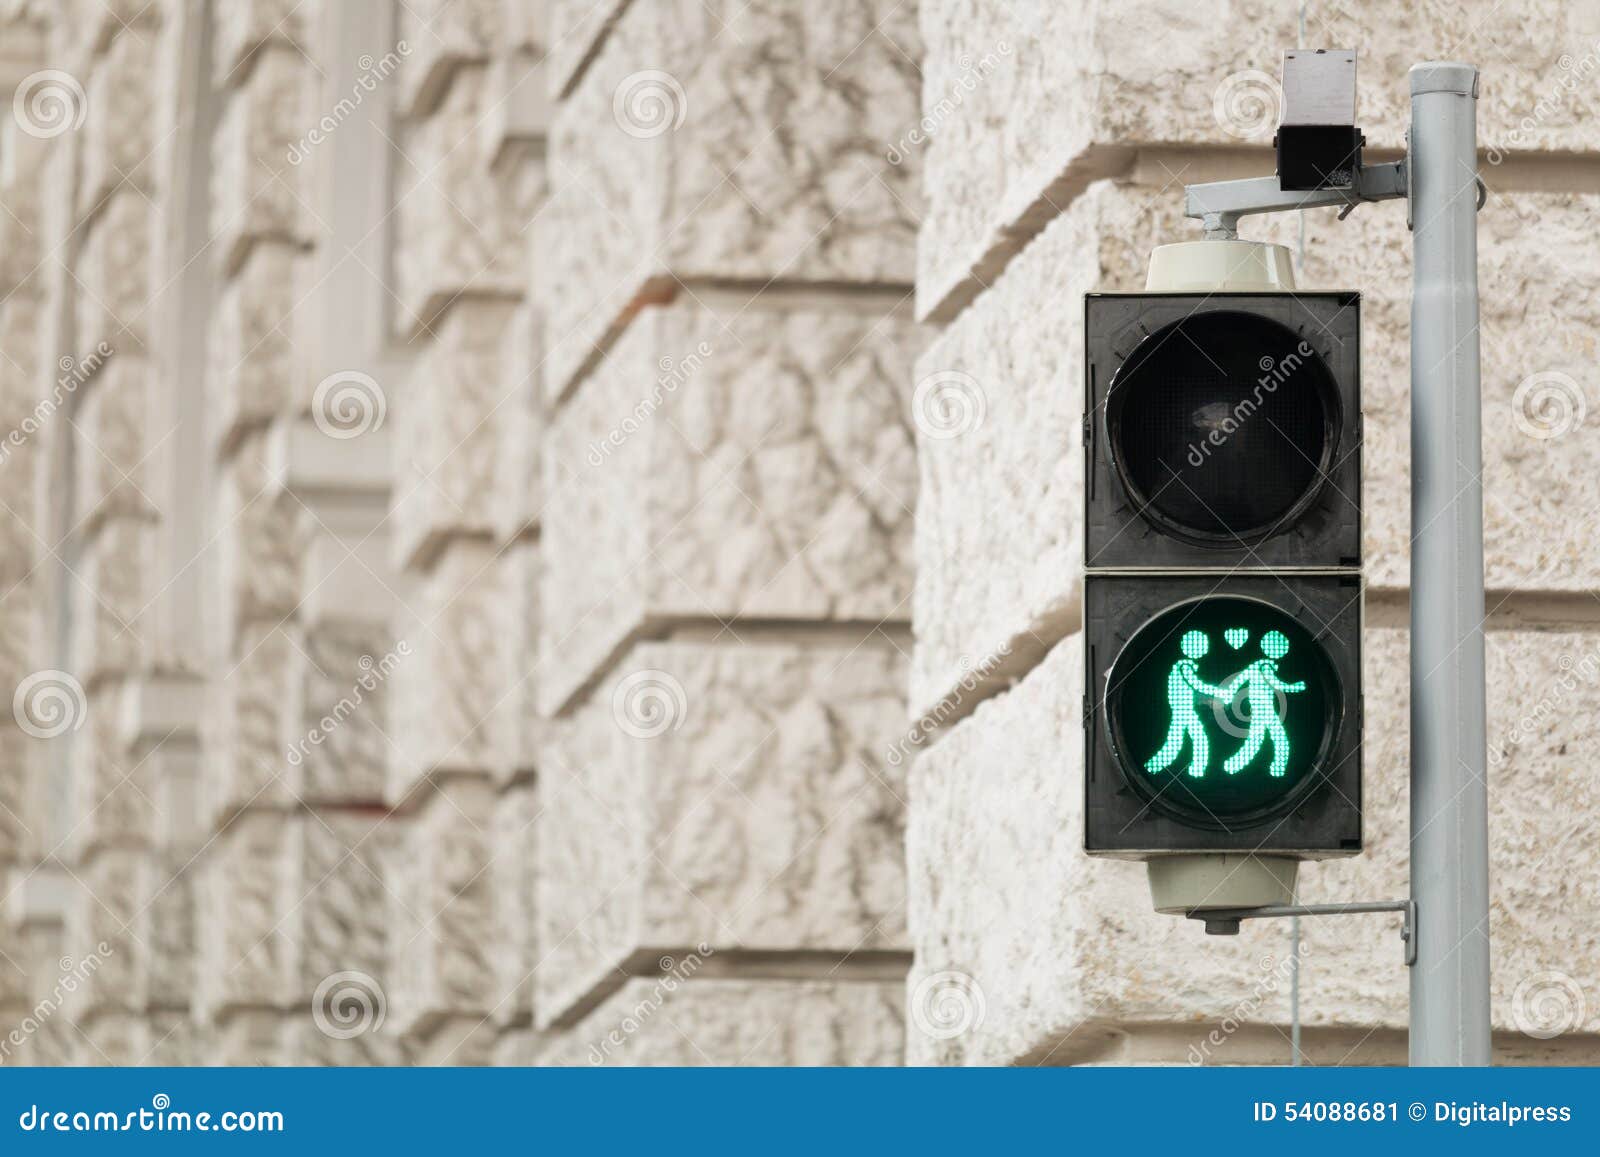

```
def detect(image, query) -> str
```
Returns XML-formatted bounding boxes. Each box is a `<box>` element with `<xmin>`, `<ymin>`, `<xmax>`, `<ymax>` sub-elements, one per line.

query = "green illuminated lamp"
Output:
<box><xmin>1109</xmin><ymin>598</ymin><xmax>1335</xmax><ymax>826</ymax></box>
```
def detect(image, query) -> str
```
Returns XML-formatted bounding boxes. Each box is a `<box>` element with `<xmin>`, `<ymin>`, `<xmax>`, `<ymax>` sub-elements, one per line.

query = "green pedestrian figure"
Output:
<box><xmin>1221</xmin><ymin>630</ymin><xmax>1306</xmax><ymax>777</ymax></box>
<box><xmin>1145</xmin><ymin>630</ymin><xmax>1233</xmax><ymax>779</ymax></box>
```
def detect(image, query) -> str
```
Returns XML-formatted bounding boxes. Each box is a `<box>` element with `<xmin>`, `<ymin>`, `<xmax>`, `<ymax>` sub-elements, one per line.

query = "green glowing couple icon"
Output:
<box><xmin>1145</xmin><ymin>628</ymin><xmax>1306</xmax><ymax>780</ymax></box>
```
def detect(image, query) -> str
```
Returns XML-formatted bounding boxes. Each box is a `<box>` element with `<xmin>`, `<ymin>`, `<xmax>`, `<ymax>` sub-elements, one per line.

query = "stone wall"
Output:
<box><xmin>0</xmin><ymin>0</ymin><xmax>1593</xmax><ymax>1070</ymax></box>
<box><xmin>0</xmin><ymin>0</ymin><xmax>921</xmax><ymax>1067</ymax></box>
<box><xmin>908</xmin><ymin>0</ymin><xmax>1600</xmax><ymax>1065</ymax></box>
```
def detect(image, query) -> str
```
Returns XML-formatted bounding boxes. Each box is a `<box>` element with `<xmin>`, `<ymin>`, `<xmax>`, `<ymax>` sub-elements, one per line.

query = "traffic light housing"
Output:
<box><xmin>1084</xmin><ymin>293</ymin><xmax>1361</xmax><ymax>571</ymax></box>
<box><xmin>1083</xmin><ymin>292</ymin><xmax>1363</xmax><ymax>860</ymax></box>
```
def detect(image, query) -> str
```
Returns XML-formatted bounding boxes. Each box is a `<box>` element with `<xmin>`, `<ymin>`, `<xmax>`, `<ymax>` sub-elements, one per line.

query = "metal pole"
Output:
<box><xmin>1407</xmin><ymin>61</ymin><xmax>1492</xmax><ymax>1066</ymax></box>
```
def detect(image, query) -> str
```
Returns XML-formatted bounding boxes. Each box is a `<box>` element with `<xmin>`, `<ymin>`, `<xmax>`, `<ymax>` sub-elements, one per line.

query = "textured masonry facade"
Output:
<box><xmin>909</xmin><ymin>0</ymin><xmax>1600</xmax><ymax>1065</ymax></box>
<box><xmin>2</xmin><ymin>0</ymin><xmax>1594</xmax><ymax>1070</ymax></box>
<box><xmin>0</xmin><ymin>0</ymin><xmax>919</xmax><ymax>1067</ymax></box>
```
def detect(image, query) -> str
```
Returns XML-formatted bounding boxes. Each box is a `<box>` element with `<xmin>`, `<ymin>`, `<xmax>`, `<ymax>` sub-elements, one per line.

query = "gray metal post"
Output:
<box><xmin>1407</xmin><ymin>62</ymin><xmax>1492</xmax><ymax>1066</ymax></box>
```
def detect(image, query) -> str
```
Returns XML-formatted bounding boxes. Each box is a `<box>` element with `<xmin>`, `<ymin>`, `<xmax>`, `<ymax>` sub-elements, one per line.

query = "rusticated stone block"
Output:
<box><xmin>208</xmin><ymin>242</ymin><xmax>307</xmax><ymax>451</ymax></box>
<box><xmin>506</xmin><ymin>541</ymin><xmax>540</xmax><ymax>776</ymax></box>
<box><xmin>64</xmin><ymin>848</ymin><xmax>159</xmax><ymax>1018</ymax></box>
<box><xmin>546</xmin><ymin>0</ymin><xmax>629</xmax><ymax>98</ymax></box>
<box><xmin>545</xmin><ymin>979</ymin><xmax>905</xmax><ymax>1066</ymax></box>
<box><xmin>292</xmin><ymin>1016</ymin><xmax>403</xmax><ymax>1067</ymax></box>
<box><xmin>78</xmin><ymin>24</ymin><xmax>159</xmax><ymax>214</ymax></box>
<box><xmin>57</xmin><ymin>0</ymin><xmax>157</xmax><ymax>67</ymax></box>
<box><xmin>212</xmin><ymin>0</ymin><xmax>308</xmax><ymax>86</ymax></box>
<box><xmin>214</xmin><ymin>434</ymin><xmax>306</xmax><ymax>652</ymax></box>
<box><xmin>537</xmin><ymin>640</ymin><xmax>907</xmax><ymax>1025</ymax></box>
<box><xmin>0</xmin><ymin>726</ymin><xmax>30</xmax><ymax>863</ymax></box>
<box><xmin>194</xmin><ymin>810</ymin><xmax>298</xmax><ymax>1018</ymax></box>
<box><xmin>209</xmin><ymin>1010</ymin><xmax>289</xmax><ymax>1065</ymax></box>
<box><xmin>292</xmin><ymin>621</ymin><xmax>398</xmax><ymax>805</ymax></box>
<box><xmin>387</xmin><ymin>779</ymin><xmax>498</xmax><ymax>1034</ymax></box>
<box><xmin>391</xmin><ymin>540</ymin><xmax>517</xmax><ymax>797</ymax></box>
<box><xmin>297</xmin><ymin>812</ymin><xmax>397</xmax><ymax>1067</ymax></box>
<box><xmin>402</xmin><ymin>1017</ymin><xmax>501</xmax><ymax>1066</ymax></box>
<box><xmin>74</xmin><ymin>355</ymin><xmax>157</xmax><ymax>528</ymax></box>
<box><xmin>540</xmin><ymin>0</ymin><xmax>921</xmax><ymax>395</ymax></box>
<box><xmin>72</xmin><ymin>517</ymin><xmax>155</xmax><ymax>684</ymax></box>
<box><xmin>145</xmin><ymin>1012</ymin><xmax>209</xmax><ymax>1066</ymax></box>
<box><xmin>393</xmin><ymin>66</ymin><xmax>524</xmax><ymax>333</ymax></box>
<box><xmin>916</xmin><ymin>0</ymin><xmax>1600</xmax><ymax>320</ymax></box>
<box><xmin>396</xmin><ymin>0</ymin><xmax>497</xmax><ymax>116</ymax></box>
<box><xmin>494</xmin><ymin>302</ymin><xmax>541</xmax><ymax>544</ymax></box>
<box><xmin>211</xmin><ymin>45</ymin><xmax>312</xmax><ymax>274</ymax></box>
<box><xmin>908</xmin><ymin>634</ymin><xmax>1296</xmax><ymax>1066</ymax></box>
<box><xmin>209</xmin><ymin>622</ymin><xmax>296</xmax><ymax>818</ymax></box>
<box><xmin>541</xmin><ymin>300</ymin><xmax>919</xmax><ymax>712</ymax></box>
<box><xmin>68</xmin><ymin>689</ymin><xmax>156</xmax><ymax>860</ymax></box>
<box><xmin>493</xmin><ymin>1023</ymin><xmax>539</xmax><ymax>1066</ymax></box>
<box><xmin>489</xmin><ymin>777</ymin><xmax>537</xmax><ymax>1025</ymax></box>
<box><xmin>146</xmin><ymin>857</ymin><xmax>196</xmax><ymax>1016</ymax></box>
<box><xmin>392</xmin><ymin>299</ymin><xmax>522</xmax><ymax>569</ymax></box>
<box><xmin>75</xmin><ymin>191</ymin><xmax>155</xmax><ymax>354</ymax></box>
<box><xmin>73</xmin><ymin>1012</ymin><xmax>147</xmax><ymax>1066</ymax></box>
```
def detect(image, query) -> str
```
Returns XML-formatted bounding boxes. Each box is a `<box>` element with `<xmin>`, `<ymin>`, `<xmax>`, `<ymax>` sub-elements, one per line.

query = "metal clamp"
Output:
<box><xmin>1185</xmin><ymin>160</ymin><xmax>1408</xmax><ymax>239</ymax></box>
<box><xmin>1186</xmin><ymin>899</ymin><xmax>1417</xmax><ymax>966</ymax></box>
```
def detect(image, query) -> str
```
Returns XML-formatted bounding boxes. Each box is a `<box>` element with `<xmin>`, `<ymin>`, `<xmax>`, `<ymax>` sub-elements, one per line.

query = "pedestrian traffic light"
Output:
<box><xmin>1082</xmin><ymin>290</ymin><xmax>1363</xmax><ymax>860</ymax></box>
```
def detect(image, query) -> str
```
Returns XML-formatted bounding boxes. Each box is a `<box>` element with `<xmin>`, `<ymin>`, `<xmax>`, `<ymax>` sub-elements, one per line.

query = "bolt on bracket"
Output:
<box><xmin>1186</xmin><ymin>899</ymin><xmax>1417</xmax><ymax>966</ymax></box>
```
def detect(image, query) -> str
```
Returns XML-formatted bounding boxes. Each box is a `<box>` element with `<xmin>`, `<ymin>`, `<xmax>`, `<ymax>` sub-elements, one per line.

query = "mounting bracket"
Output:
<box><xmin>1184</xmin><ymin>160</ymin><xmax>1408</xmax><ymax>239</ymax></box>
<box><xmin>1186</xmin><ymin>899</ymin><xmax>1417</xmax><ymax>966</ymax></box>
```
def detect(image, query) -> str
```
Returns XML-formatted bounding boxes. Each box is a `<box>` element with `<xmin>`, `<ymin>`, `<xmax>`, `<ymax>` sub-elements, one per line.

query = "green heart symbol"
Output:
<box><xmin>1224</xmin><ymin>629</ymin><xmax>1249</xmax><ymax>650</ymax></box>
